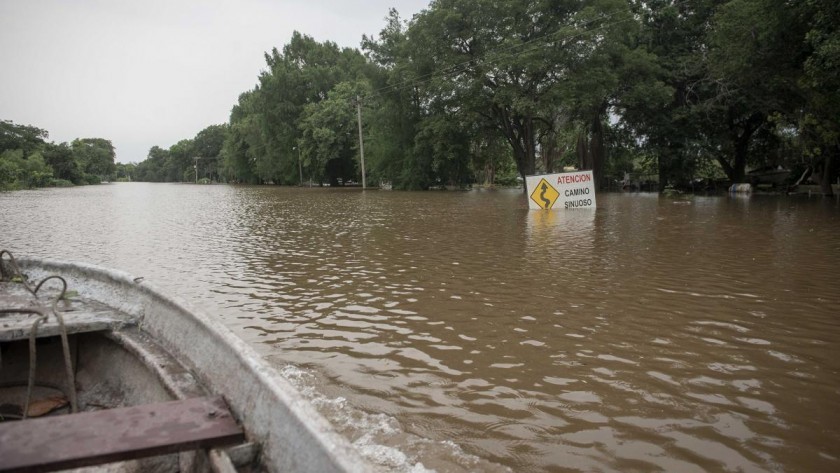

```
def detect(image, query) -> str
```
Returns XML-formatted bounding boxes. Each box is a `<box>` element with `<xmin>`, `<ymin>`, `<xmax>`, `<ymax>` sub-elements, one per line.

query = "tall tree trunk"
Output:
<box><xmin>577</xmin><ymin>115</ymin><xmax>605</xmax><ymax>190</ymax></box>
<box><xmin>590</xmin><ymin>114</ymin><xmax>605</xmax><ymax>190</ymax></box>
<box><xmin>522</xmin><ymin>116</ymin><xmax>536</xmax><ymax>177</ymax></box>
<box><xmin>721</xmin><ymin>111</ymin><xmax>764</xmax><ymax>184</ymax></box>
<box><xmin>816</xmin><ymin>152</ymin><xmax>835</xmax><ymax>196</ymax></box>
<box><xmin>658</xmin><ymin>150</ymin><xmax>671</xmax><ymax>190</ymax></box>
<box><xmin>542</xmin><ymin>135</ymin><xmax>555</xmax><ymax>174</ymax></box>
<box><xmin>730</xmin><ymin>137</ymin><xmax>748</xmax><ymax>183</ymax></box>
<box><xmin>493</xmin><ymin>106</ymin><xmax>536</xmax><ymax>190</ymax></box>
<box><xmin>577</xmin><ymin>132</ymin><xmax>589</xmax><ymax>170</ymax></box>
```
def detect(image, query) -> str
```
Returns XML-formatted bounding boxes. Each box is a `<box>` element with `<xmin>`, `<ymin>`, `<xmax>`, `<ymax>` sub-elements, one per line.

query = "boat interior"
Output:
<box><xmin>0</xmin><ymin>269</ymin><xmax>259</xmax><ymax>472</ymax></box>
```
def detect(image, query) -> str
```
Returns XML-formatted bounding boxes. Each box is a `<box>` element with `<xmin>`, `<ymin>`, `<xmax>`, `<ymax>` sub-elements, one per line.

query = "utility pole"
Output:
<box><xmin>193</xmin><ymin>157</ymin><xmax>212</xmax><ymax>183</ymax></box>
<box><xmin>293</xmin><ymin>146</ymin><xmax>302</xmax><ymax>186</ymax></box>
<box><xmin>355</xmin><ymin>95</ymin><xmax>366</xmax><ymax>189</ymax></box>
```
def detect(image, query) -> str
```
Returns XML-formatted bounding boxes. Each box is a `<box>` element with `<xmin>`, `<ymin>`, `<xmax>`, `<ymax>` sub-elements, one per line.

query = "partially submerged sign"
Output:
<box><xmin>525</xmin><ymin>171</ymin><xmax>596</xmax><ymax>210</ymax></box>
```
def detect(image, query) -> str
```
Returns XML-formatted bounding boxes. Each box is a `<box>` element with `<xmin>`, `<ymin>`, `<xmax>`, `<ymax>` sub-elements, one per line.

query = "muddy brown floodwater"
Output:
<box><xmin>3</xmin><ymin>183</ymin><xmax>839</xmax><ymax>472</ymax></box>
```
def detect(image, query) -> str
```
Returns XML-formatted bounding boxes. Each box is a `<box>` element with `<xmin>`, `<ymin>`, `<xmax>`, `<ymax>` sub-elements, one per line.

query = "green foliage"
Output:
<box><xmin>49</xmin><ymin>178</ymin><xmax>74</xmax><ymax>187</ymax></box>
<box><xmin>0</xmin><ymin>153</ymin><xmax>20</xmax><ymax>189</ymax></box>
<box><xmin>43</xmin><ymin>142</ymin><xmax>82</xmax><ymax>183</ymax></box>
<box><xmin>299</xmin><ymin>81</ymin><xmax>370</xmax><ymax>186</ymax></box>
<box><xmin>361</xmin><ymin>9</ymin><xmax>427</xmax><ymax>189</ymax></box>
<box><xmin>134</xmin><ymin>145</ymin><xmax>169</xmax><ymax>182</ymax></box>
<box><xmin>71</xmin><ymin>138</ymin><xmax>116</xmax><ymax>179</ymax></box>
<box><xmin>214</xmin><ymin>32</ymin><xmax>373</xmax><ymax>185</ymax></box>
<box><xmin>0</xmin><ymin>119</ymin><xmax>120</xmax><ymax>189</ymax></box>
<box><xmin>0</xmin><ymin>120</ymin><xmax>48</xmax><ymax>155</ymax></box>
<box><xmin>8</xmin><ymin>2</ymin><xmax>838</xmax><ymax>194</ymax></box>
<box><xmin>192</xmin><ymin>124</ymin><xmax>226</xmax><ymax>182</ymax></box>
<box><xmin>1</xmin><ymin>121</ymin><xmax>52</xmax><ymax>189</ymax></box>
<box><xmin>114</xmin><ymin>162</ymin><xmax>136</xmax><ymax>181</ymax></box>
<box><xmin>414</xmin><ymin>114</ymin><xmax>473</xmax><ymax>188</ymax></box>
<box><xmin>167</xmin><ymin>139</ymin><xmax>195</xmax><ymax>182</ymax></box>
<box><xmin>795</xmin><ymin>0</ymin><xmax>840</xmax><ymax>193</ymax></box>
<box><xmin>125</xmin><ymin>1</ymin><xmax>840</xmax><ymax>193</ymax></box>
<box><xmin>132</xmin><ymin>125</ymin><xmax>228</xmax><ymax>183</ymax></box>
<box><xmin>82</xmin><ymin>173</ymin><xmax>102</xmax><ymax>185</ymax></box>
<box><xmin>0</xmin><ymin>149</ymin><xmax>53</xmax><ymax>189</ymax></box>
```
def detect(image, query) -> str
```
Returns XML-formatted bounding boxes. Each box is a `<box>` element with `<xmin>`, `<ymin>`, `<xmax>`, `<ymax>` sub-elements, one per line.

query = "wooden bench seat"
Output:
<box><xmin>0</xmin><ymin>396</ymin><xmax>244</xmax><ymax>472</ymax></box>
<box><xmin>0</xmin><ymin>281</ymin><xmax>138</xmax><ymax>342</ymax></box>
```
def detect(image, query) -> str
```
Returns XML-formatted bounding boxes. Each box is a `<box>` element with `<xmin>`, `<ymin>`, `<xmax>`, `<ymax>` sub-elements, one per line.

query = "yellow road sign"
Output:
<box><xmin>529</xmin><ymin>178</ymin><xmax>560</xmax><ymax>209</ymax></box>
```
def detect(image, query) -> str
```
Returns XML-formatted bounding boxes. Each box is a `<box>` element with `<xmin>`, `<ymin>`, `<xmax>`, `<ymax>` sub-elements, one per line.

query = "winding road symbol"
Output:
<box><xmin>539</xmin><ymin>182</ymin><xmax>551</xmax><ymax>209</ymax></box>
<box><xmin>529</xmin><ymin>178</ymin><xmax>560</xmax><ymax>210</ymax></box>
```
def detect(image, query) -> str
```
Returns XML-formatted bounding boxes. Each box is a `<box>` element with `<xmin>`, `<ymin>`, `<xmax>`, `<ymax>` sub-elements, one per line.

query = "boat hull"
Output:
<box><xmin>6</xmin><ymin>258</ymin><xmax>370</xmax><ymax>473</ymax></box>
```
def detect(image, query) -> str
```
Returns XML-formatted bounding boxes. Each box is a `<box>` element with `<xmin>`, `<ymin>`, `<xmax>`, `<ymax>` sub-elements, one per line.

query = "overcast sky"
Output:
<box><xmin>0</xmin><ymin>0</ymin><xmax>430</xmax><ymax>163</ymax></box>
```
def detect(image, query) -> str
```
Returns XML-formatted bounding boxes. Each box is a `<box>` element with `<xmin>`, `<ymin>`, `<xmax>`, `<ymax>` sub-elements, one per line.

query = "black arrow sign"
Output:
<box><xmin>539</xmin><ymin>182</ymin><xmax>551</xmax><ymax>209</ymax></box>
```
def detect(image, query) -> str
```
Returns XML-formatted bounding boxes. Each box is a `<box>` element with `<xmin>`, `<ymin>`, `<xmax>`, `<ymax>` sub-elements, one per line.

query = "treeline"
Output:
<box><xmin>137</xmin><ymin>0</ymin><xmax>839</xmax><ymax>194</ymax></box>
<box><xmin>133</xmin><ymin>125</ymin><xmax>226</xmax><ymax>183</ymax></box>
<box><xmin>0</xmin><ymin>120</ymin><xmax>121</xmax><ymax>190</ymax></box>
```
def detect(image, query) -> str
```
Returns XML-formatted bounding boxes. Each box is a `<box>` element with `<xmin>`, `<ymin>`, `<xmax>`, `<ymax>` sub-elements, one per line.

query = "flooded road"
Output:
<box><xmin>3</xmin><ymin>183</ymin><xmax>840</xmax><ymax>472</ymax></box>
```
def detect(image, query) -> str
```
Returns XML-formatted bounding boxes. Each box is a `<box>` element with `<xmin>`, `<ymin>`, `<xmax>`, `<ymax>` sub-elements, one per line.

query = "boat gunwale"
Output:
<box><xmin>14</xmin><ymin>257</ymin><xmax>372</xmax><ymax>473</ymax></box>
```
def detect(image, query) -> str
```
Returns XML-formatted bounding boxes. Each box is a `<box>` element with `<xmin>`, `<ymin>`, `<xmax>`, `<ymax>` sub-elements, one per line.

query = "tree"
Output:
<box><xmin>562</xmin><ymin>0</ymin><xmax>660</xmax><ymax>187</ymax></box>
<box><xmin>406</xmin><ymin>0</ymin><xmax>567</xmax><ymax>183</ymax></box>
<box><xmin>0</xmin><ymin>119</ymin><xmax>119</xmax><ymax>188</ymax></box>
<box><xmin>627</xmin><ymin>0</ymin><xmax>726</xmax><ymax>188</ymax></box>
<box><xmin>71</xmin><ymin>138</ymin><xmax>116</xmax><ymax>180</ymax></box>
<box><xmin>0</xmin><ymin>120</ymin><xmax>48</xmax><ymax>156</ymax></box>
<box><xmin>0</xmin><ymin>149</ymin><xmax>53</xmax><ymax>189</ymax></box>
<box><xmin>362</xmin><ymin>9</ymin><xmax>421</xmax><ymax>188</ymax></box>
<box><xmin>134</xmin><ymin>146</ymin><xmax>169</xmax><ymax>182</ymax></box>
<box><xmin>404</xmin><ymin>0</ymin><xmax>645</xmax><ymax>188</ymax></box>
<box><xmin>114</xmin><ymin>162</ymin><xmax>136</xmax><ymax>181</ymax></box>
<box><xmin>43</xmin><ymin>142</ymin><xmax>82</xmax><ymax>183</ymax></box>
<box><xmin>704</xmin><ymin>0</ymin><xmax>807</xmax><ymax>184</ymax></box>
<box><xmin>132</xmin><ymin>0</ymin><xmax>840</xmax><ymax>195</ymax></box>
<box><xmin>0</xmin><ymin>120</ymin><xmax>53</xmax><ymax>189</ymax></box>
<box><xmin>413</xmin><ymin>112</ymin><xmax>473</xmax><ymax>187</ymax></box>
<box><xmin>166</xmin><ymin>139</ymin><xmax>194</xmax><ymax>182</ymax></box>
<box><xmin>221</xmin><ymin>91</ymin><xmax>260</xmax><ymax>183</ymax></box>
<box><xmin>192</xmin><ymin>124</ymin><xmax>227</xmax><ymax>182</ymax></box>
<box><xmin>299</xmin><ymin>81</ymin><xmax>370</xmax><ymax>186</ymax></box>
<box><xmin>221</xmin><ymin>32</ymin><xmax>371</xmax><ymax>185</ymax></box>
<box><xmin>797</xmin><ymin>0</ymin><xmax>840</xmax><ymax>195</ymax></box>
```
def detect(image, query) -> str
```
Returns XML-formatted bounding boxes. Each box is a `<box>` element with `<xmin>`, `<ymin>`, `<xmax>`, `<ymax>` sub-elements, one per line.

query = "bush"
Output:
<box><xmin>0</xmin><ymin>150</ymin><xmax>53</xmax><ymax>188</ymax></box>
<box><xmin>83</xmin><ymin>173</ymin><xmax>102</xmax><ymax>185</ymax></box>
<box><xmin>0</xmin><ymin>157</ymin><xmax>20</xmax><ymax>189</ymax></box>
<box><xmin>494</xmin><ymin>173</ymin><xmax>521</xmax><ymax>187</ymax></box>
<box><xmin>49</xmin><ymin>178</ymin><xmax>74</xmax><ymax>187</ymax></box>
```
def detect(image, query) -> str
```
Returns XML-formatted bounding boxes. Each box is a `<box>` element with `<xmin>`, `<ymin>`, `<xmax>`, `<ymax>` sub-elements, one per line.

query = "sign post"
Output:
<box><xmin>525</xmin><ymin>171</ymin><xmax>596</xmax><ymax>210</ymax></box>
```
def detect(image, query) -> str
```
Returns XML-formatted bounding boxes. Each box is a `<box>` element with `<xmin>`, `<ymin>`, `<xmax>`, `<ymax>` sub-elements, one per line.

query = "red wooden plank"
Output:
<box><xmin>0</xmin><ymin>396</ymin><xmax>244</xmax><ymax>472</ymax></box>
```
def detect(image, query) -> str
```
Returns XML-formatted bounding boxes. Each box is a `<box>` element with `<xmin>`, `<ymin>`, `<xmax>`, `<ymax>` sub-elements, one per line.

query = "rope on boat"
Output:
<box><xmin>0</xmin><ymin>250</ymin><xmax>79</xmax><ymax>417</ymax></box>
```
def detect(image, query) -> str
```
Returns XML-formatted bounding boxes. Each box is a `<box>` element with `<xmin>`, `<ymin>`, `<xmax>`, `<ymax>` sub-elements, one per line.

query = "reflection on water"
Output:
<box><xmin>3</xmin><ymin>184</ymin><xmax>840</xmax><ymax>472</ymax></box>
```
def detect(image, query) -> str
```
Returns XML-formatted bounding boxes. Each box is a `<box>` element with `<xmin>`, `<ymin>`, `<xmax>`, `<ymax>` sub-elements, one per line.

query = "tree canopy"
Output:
<box><xmin>29</xmin><ymin>0</ymin><xmax>840</xmax><ymax>195</ymax></box>
<box><xmin>0</xmin><ymin>119</ymin><xmax>117</xmax><ymax>189</ymax></box>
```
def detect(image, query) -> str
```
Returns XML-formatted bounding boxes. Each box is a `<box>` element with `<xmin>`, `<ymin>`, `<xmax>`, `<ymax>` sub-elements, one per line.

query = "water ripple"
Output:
<box><xmin>3</xmin><ymin>185</ymin><xmax>840</xmax><ymax>472</ymax></box>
